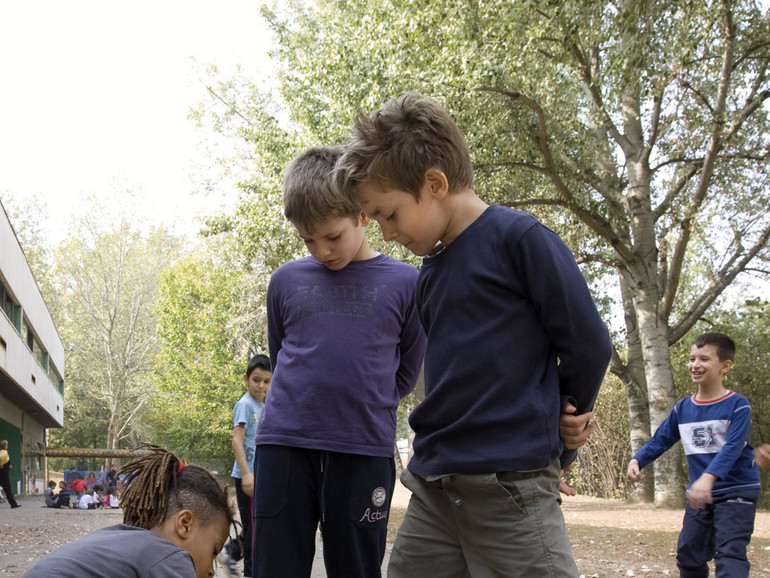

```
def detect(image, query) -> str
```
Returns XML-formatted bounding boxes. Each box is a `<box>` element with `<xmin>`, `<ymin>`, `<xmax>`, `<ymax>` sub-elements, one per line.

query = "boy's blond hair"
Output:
<box><xmin>335</xmin><ymin>92</ymin><xmax>474</xmax><ymax>201</ymax></box>
<box><xmin>284</xmin><ymin>146</ymin><xmax>360</xmax><ymax>231</ymax></box>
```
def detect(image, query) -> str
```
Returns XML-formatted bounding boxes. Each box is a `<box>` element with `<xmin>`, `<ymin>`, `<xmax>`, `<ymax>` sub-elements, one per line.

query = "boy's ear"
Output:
<box><xmin>721</xmin><ymin>359</ymin><xmax>733</xmax><ymax>375</ymax></box>
<box><xmin>243</xmin><ymin>373</ymin><xmax>250</xmax><ymax>387</ymax></box>
<box><xmin>358</xmin><ymin>210</ymin><xmax>371</xmax><ymax>226</ymax></box>
<box><xmin>173</xmin><ymin>509</ymin><xmax>195</xmax><ymax>540</ymax></box>
<box><xmin>423</xmin><ymin>168</ymin><xmax>449</xmax><ymax>200</ymax></box>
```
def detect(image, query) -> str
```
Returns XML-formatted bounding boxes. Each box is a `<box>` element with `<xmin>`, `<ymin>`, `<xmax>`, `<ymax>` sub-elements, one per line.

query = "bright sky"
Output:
<box><xmin>0</xmin><ymin>1</ymin><xmax>272</xmax><ymax>244</ymax></box>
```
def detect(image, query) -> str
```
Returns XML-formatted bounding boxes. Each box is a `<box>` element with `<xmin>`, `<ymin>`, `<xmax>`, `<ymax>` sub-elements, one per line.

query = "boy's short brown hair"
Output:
<box><xmin>693</xmin><ymin>332</ymin><xmax>736</xmax><ymax>362</ymax></box>
<box><xmin>335</xmin><ymin>93</ymin><xmax>474</xmax><ymax>201</ymax></box>
<box><xmin>283</xmin><ymin>146</ymin><xmax>361</xmax><ymax>231</ymax></box>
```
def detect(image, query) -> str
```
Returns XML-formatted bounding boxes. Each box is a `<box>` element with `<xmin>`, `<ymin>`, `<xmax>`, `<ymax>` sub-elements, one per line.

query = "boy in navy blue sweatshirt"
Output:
<box><xmin>336</xmin><ymin>93</ymin><xmax>612</xmax><ymax>577</ymax></box>
<box><xmin>628</xmin><ymin>332</ymin><xmax>760</xmax><ymax>577</ymax></box>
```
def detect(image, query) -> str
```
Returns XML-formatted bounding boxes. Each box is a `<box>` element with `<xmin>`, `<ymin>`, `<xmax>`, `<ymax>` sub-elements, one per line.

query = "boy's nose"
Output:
<box><xmin>381</xmin><ymin>224</ymin><xmax>398</xmax><ymax>242</ymax></box>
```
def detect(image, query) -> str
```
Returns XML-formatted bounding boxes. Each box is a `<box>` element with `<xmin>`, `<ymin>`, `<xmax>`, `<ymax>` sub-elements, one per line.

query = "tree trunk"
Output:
<box><xmin>613</xmin><ymin>277</ymin><xmax>654</xmax><ymax>502</ymax></box>
<box><xmin>634</xmin><ymin>285</ymin><xmax>686</xmax><ymax>508</ymax></box>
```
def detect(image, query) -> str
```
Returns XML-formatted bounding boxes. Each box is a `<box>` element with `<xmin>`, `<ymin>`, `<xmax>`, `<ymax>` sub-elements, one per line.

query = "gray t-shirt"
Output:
<box><xmin>24</xmin><ymin>524</ymin><xmax>195</xmax><ymax>577</ymax></box>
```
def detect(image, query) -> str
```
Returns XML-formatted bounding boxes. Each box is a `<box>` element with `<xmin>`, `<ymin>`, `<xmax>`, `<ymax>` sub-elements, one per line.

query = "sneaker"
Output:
<box><xmin>225</xmin><ymin>538</ymin><xmax>244</xmax><ymax>561</ymax></box>
<box><xmin>217</xmin><ymin>550</ymin><xmax>239</xmax><ymax>577</ymax></box>
<box><xmin>11</xmin><ymin>504</ymin><xmax>21</xmax><ymax>509</ymax></box>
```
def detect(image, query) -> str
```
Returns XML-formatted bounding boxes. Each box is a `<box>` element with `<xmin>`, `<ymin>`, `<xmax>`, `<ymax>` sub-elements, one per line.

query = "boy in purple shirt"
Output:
<box><xmin>252</xmin><ymin>146</ymin><xmax>427</xmax><ymax>578</ymax></box>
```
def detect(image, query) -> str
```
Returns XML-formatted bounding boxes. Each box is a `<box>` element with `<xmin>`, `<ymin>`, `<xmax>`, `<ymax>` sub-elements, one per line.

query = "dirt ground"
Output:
<box><xmin>4</xmin><ymin>485</ymin><xmax>770</xmax><ymax>577</ymax></box>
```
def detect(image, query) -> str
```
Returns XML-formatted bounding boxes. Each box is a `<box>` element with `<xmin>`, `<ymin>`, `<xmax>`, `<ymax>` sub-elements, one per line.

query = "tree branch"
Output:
<box><xmin>474</xmin><ymin>85</ymin><xmax>633</xmax><ymax>263</ymax></box>
<box><xmin>669</xmin><ymin>220</ymin><xmax>770</xmax><ymax>343</ymax></box>
<box><xmin>662</xmin><ymin>0</ymin><xmax>737</xmax><ymax>318</ymax></box>
<box><xmin>653</xmin><ymin>164</ymin><xmax>701</xmax><ymax>221</ymax></box>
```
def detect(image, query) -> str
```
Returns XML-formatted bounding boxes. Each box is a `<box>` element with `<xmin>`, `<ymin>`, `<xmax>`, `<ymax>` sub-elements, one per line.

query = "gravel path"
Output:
<box><xmin>1</xmin><ymin>481</ymin><xmax>411</xmax><ymax>576</ymax></box>
<box><xmin>6</xmin><ymin>486</ymin><xmax>770</xmax><ymax>577</ymax></box>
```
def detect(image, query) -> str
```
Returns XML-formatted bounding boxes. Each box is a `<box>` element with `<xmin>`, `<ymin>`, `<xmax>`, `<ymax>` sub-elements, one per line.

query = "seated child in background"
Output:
<box><xmin>101</xmin><ymin>487</ymin><xmax>119</xmax><ymax>508</ymax></box>
<box><xmin>25</xmin><ymin>444</ymin><xmax>234</xmax><ymax>578</ymax></box>
<box><xmin>44</xmin><ymin>480</ymin><xmax>58</xmax><ymax>507</ymax></box>
<box><xmin>56</xmin><ymin>481</ymin><xmax>73</xmax><ymax>508</ymax></box>
<box><xmin>91</xmin><ymin>484</ymin><xmax>104</xmax><ymax>505</ymax></box>
<box><xmin>627</xmin><ymin>332</ymin><xmax>760</xmax><ymax>577</ymax></box>
<box><xmin>77</xmin><ymin>488</ymin><xmax>98</xmax><ymax>510</ymax></box>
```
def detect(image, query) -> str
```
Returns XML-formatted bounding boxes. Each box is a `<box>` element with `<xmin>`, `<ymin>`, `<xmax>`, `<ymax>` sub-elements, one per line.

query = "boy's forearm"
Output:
<box><xmin>395</xmin><ymin>340</ymin><xmax>426</xmax><ymax>398</ymax></box>
<box><xmin>233</xmin><ymin>452</ymin><xmax>252</xmax><ymax>476</ymax></box>
<box><xmin>231</xmin><ymin>428</ymin><xmax>252</xmax><ymax>475</ymax></box>
<box><xmin>706</xmin><ymin>402</ymin><xmax>752</xmax><ymax>480</ymax></box>
<box><xmin>394</xmin><ymin>293</ymin><xmax>427</xmax><ymax>398</ymax></box>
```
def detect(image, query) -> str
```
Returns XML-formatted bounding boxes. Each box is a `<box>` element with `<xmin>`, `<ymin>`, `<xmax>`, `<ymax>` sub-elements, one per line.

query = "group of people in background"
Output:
<box><xmin>41</xmin><ymin>469</ymin><xmax>121</xmax><ymax>510</ymax></box>
<box><xmin>18</xmin><ymin>93</ymin><xmax>769</xmax><ymax>578</ymax></box>
<box><xmin>43</xmin><ymin>480</ymin><xmax>73</xmax><ymax>508</ymax></box>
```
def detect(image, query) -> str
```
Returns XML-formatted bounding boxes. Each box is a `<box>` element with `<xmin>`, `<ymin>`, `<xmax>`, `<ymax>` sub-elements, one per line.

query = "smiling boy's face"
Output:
<box><xmin>688</xmin><ymin>343</ymin><xmax>732</xmax><ymax>389</ymax></box>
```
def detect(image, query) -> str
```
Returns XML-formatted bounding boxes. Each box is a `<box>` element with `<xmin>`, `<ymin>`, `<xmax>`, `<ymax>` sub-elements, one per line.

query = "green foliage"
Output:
<box><xmin>147</xmin><ymin>233</ymin><xmax>270</xmax><ymax>464</ymax></box>
<box><xmin>192</xmin><ymin>0</ymin><xmax>769</xmax><ymax>501</ymax></box>
<box><xmin>51</xmin><ymin>208</ymin><xmax>182</xmax><ymax>453</ymax></box>
<box><xmin>203</xmin><ymin>0</ymin><xmax>770</xmax><ymax>317</ymax></box>
<box><xmin>0</xmin><ymin>193</ymin><xmax>59</xmax><ymax>319</ymax></box>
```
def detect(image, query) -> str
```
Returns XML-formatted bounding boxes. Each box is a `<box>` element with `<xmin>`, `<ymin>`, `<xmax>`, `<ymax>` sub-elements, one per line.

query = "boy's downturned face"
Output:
<box><xmin>688</xmin><ymin>343</ymin><xmax>732</xmax><ymax>389</ymax></box>
<box><xmin>357</xmin><ymin>179</ymin><xmax>447</xmax><ymax>257</ymax></box>
<box><xmin>294</xmin><ymin>212</ymin><xmax>372</xmax><ymax>271</ymax></box>
<box><xmin>245</xmin><ymin>367</ymin><xmax>271</xmax><ymax>402</ymax></box>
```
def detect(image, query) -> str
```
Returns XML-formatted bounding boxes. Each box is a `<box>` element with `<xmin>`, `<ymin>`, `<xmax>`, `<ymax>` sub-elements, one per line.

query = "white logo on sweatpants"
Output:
<box><xmin>371</xmin><ymin>486</ymin><xmax>387</xmax><ymax>507</ymax></box>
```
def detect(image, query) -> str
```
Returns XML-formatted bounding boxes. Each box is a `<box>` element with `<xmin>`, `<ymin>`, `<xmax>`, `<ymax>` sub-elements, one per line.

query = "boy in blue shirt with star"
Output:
<box><xmin>628</xmin><ymin>332</ymin><xmax>760</xmax><ymax>577</ymax></box>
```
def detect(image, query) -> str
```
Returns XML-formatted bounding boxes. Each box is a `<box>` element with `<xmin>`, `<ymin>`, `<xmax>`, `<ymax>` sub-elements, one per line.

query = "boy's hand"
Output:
<box><xmin>241</xmin><ymin>472</ymin><xmax>254</xmax><ymax>497</ymax></box>
<box><xmin>560</xmin><ymin>403</ymin><xmax>595</xmax><ymax>450</ymax></box>
<box><xmin>627</xmin><ymin>459</ymin><xmax>644</xmax><ymax>485</ymax></box>
<box><xmin>686</xmin><ymin>474</ymin><xmax>716</xmax><ymax>509</ymax></box>
<box><xmin>754</xmin><ymin>444</ymin><xmax>770</xmax><ymax>469</ymax></box>
<box><xmin>559</xmin><ymin>466</ymin><xmax>576</xmax><ymax>497</ymax></box>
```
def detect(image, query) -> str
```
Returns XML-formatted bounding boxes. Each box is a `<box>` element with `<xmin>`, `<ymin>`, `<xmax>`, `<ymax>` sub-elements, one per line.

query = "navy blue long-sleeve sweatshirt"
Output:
<box><xmin>409</xmin><ymin>205</ymin><xmax>612</xmax><ymax>476</ymax></box>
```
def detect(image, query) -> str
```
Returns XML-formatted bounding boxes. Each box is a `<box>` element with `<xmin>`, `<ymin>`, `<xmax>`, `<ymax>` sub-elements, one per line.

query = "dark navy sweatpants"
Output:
<box><xmin>233</xmin><ymin>477</ymin><xmax>253</xmax><ymax>577</ymax></box>
<box><xmin>251</xmin><ymin>445</ymin><xmax>394</xmax><ymax>578</ymax></box>
<box><xmin>677</xmin><ymin>488</ymin><xmax>758</xmax><ymax>578</ymax></box>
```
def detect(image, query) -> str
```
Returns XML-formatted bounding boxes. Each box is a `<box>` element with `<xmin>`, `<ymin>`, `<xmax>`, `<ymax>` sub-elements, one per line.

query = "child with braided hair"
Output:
<box><xmin>25</xmin><ymin>444</ymin><xmax>234</xmax><ymax>578</ymax></box>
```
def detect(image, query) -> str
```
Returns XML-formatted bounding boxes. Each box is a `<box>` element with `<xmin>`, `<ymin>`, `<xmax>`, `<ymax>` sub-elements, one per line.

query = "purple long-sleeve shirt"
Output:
<box><xmin>257</xmin><ymin>253</ymin><xmax>426</xmax><ymax>457</ymax></box>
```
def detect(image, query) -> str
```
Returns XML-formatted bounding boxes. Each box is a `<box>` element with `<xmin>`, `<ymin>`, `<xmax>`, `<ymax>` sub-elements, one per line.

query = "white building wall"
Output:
<box><xmin>0</xmin><ymin>202</ymin><xmax>64</xmax><ymax>426</ymax></box>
